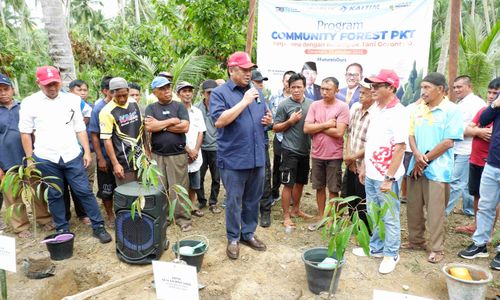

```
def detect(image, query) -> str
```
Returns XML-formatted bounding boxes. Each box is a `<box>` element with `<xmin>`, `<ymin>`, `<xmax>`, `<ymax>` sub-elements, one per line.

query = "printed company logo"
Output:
<box><xmin>275</xmin><ymin>6</ymin><xmax>300</xmax><ymax>13</ymax></box>
<box><xmin>340</xmin><ymin>4</ymin><xmax>380</xmax><ymax>12</ymax></box>
<box><xmin>389</xmin><ymin>2</ymin><xmax>412</xmax><ymax>10</ymax></box>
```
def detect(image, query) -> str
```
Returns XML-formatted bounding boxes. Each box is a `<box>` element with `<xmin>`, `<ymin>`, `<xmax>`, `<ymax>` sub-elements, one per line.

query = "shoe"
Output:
<box><xmin>209</xmin><ymin>205</ymin><xmax>222</xmax><ymax>214</ymax></box>
<box><xmin>56</xmin><ymin>228</ymin><xmax>70</xmax><ymax>234</ymax></box>
<box><xmin>260</xmin><ymin>212</ymin><xmax>271</xmax><ymax>228</ymax></box>
<box><xmin>226</xmin><ymin>241</ymin><xmax>239</xmax><ymax>259</ymax></box>
<box><xmin>458</xmin><ymin>243</ymin><xmax>489</xmax><ymax>259</ymax></box>
<box><xmin>352</xmin><ymin>247</ymin><xmax>384</xmax><ymax>258</ymax></box>
<box><xmin>379</xmin><ymin>255</ymin><xmax>399</xmax><ymax>274</ymax></box>
<box><xmin>93</xmin><ymin>226</ymin><xmax>112</xmax><ymax>243</ymax></box>
<box><xmin>192</xmin><ymin>210</ymin><xmax>204</xmax><ymax>217</ymax></box>
<box><xmin>180</xmin><ymin>223</ymin><xmax>192</xmax><ymax>232</ymax></box>
<box><xmin>240</xmin><ymin>236</ymin><xmax>267</xmax><ymax>251</ymax></box>
<box><xmin>490</xmin><ymin>252</ymin><xmax>500</xmax><ymax>270</ymax></box>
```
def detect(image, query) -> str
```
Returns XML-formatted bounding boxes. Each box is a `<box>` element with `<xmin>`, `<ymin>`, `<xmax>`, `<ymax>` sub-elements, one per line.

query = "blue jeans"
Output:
<box><xmin>35</xmin><ymin>154</ymin><xmax>105</xmax><ymax>231</ymax></box>
<box><xmin>365</xmin><ymin>177</ymin><xmax>401</xmax><ymax>257</ymax></box>
<box><xmin>220</xmin><ymin>167</ymin><xmax>264</xmax><ymax>241</ymax></box>
<box><xmin>446</xmin><ymin>154</ymin><xmax>474</xmax><ymax>216</ymax></box>
<box><xmin>472</xmin><ymin>164</ymin><xmax>500</xmax><ymax>246</ymax></box>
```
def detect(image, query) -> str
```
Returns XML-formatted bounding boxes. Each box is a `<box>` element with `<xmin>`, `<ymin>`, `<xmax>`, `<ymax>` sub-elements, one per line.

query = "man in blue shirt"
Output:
<box><xmin>0</xmin><ymin>74</ymin><xmax>53</xmax><ymax>237</ymax></box>
<box><xmin>210</xmin><ymin>51</ymin><xmax>273</xmax><ymax>259</ymax></box>
<box><xmin>459</xmin><ymin>86</ymin><xmax>500</xmax><ymax>270</ymax></box>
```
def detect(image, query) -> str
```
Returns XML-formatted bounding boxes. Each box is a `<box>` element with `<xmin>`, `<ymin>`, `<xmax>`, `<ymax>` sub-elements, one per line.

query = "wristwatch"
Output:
<box><xmin>384</xmin><ymin>175</ymin><xmax>396</xmax><ymax>182</ymax></box>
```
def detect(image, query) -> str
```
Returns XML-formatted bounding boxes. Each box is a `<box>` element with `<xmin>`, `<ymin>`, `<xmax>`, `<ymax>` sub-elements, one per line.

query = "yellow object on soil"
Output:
<box><xmin>449</xmin><ymin>267</ymin><xmax>473</xmax><ymax>280</ymax></box>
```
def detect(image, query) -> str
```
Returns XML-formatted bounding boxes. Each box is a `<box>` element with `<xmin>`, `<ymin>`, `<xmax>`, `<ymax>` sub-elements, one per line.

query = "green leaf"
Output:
<box><xmin>168</xmin><ymin>198</ymin><xmax>178</xmax><ymax>221</ymax></box>
<box><xmin>130</xmin><ymin>201</ymin><xmax>137</xmax><ymax>221</ymax></box>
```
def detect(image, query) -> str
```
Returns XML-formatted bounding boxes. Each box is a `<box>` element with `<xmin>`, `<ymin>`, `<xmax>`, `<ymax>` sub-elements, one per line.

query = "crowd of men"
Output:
<box><xmin>0</xmin><ymin>51</ymin><xmax>499</xmax><ymax>274</ymax></box>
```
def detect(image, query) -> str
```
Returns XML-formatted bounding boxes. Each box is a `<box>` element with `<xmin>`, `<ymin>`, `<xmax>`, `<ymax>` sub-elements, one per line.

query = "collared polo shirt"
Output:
<box><xmin>0</xmin><ymin>101</ymin><xmax>25</xmax><ymax>170</ymax></box>
<box><xmin>454</xmin><ymin>93</ymin><xmax>485</xmax><ymax>155</ymax></box>
<box><xmin>99</xmin><ymin>98</ymin><xmax>144</xmax><ymax>171</ymax></box>
<box><xmin>19</xmin><ymin>91</ymin><xmax>86</xmax><ymax>163</ymax></box>
<box><xmin>210</xmin><ymin>79</ymin><xmax>266</xmax><ymax>170</ymax></box>
<box><xmin>407</xmin><ymin>99</ymin><xmax>464</xmax><ymax>182</ymax></box>
<box><xmin>196</xmin><ymin>101</ymin><xmax>217</xmax><ymax>151</ymax></box>
<box><xmin>186</xmin><ymin>105</ymin><xmax>206</xmax><ymax>172</ymax></box>
<box><xmin>364</xmin><ymin>97</ymin><xmax>407</xmax><ymax>181</ymax></box>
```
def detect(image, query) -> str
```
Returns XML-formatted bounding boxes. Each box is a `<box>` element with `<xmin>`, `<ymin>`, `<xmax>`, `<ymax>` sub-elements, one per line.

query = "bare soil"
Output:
<box><xmin>5</xmin><ymin>186</ymin><xmax>500</xmax><ymax>300</ymax></box>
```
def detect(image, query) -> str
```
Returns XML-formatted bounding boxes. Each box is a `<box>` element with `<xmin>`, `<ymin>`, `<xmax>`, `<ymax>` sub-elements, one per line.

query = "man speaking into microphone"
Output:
<box><xmin>210</xmin><ymin>51</ymin><xmax>273</xmax><ymax>260</ymax></box>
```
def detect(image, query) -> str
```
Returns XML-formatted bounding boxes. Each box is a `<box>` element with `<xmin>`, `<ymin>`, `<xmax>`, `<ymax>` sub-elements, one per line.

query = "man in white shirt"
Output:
<box><xmin>19</xmin><ymin>66</ymin><xmax>112</xmax><ymax>243</ymax></box>
<box><xmin>178</xmin><ymin>81</ymin><xmax>206</xmax><ymax>218</ymax></box>
<box><xmin>446</xmin><ymin>75</ymin><xmax>485</xmax><ymax>216</ymax></box>
<box><xmin>352</xmin><ymin>69</ymin><xmax>406</xmax><ymax>274</ymax></box>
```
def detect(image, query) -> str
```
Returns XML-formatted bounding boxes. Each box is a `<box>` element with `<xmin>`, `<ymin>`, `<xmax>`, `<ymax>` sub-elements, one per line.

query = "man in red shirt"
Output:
<box><xmin>456</xmin><ymin>77</ymin><xmax>500</xmax><ymax>234</ymax></box>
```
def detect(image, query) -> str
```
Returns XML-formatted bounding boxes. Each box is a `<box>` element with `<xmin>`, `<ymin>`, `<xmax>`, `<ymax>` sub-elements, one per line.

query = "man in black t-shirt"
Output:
<box><xmin>144</xmin><ymin>76</ymin><xmax>192</xmax><ymax>231</ymax></box>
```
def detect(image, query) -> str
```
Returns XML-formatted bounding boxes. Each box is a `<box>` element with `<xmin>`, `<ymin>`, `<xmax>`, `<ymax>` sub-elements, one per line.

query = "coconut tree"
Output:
<box><xmin>40</xmin><ymin>0</ymin><xmax>77</xmax><ymax>87</ymax></box>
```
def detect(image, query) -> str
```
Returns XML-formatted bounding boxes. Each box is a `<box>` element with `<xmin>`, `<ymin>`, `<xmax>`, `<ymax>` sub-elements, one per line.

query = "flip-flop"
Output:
<box><xmin>283</xmin><ymin>219</ymin><xmax>296</xmax><ymax>228</ymax></box>
<box><xmin>291</xmin><ymin>211</ymin><xmax>314</xmax><ymax>219</ymax></box>
<box><xmin>18</xmin><ymin>230</ymin><xmax>33</xmax><ymax>238</ymax></box>
<box><xmin>180</xmin><ymin>224</ymin><xmax>192</xmax><ymax>232</ymax></box>
<box><xmin>427</xmin><ymin>251</ymin><xmax>444</xmax><ymax>263</ymax></box>
<box><xmin>308</xmin><ymin>221</ymin><xmax>325</xmax><ymax>232</ymax></box>
<box><xmin>42</xmin><ymin>223</ymin><xmax>56</xmax><ymax>231</ymax></box>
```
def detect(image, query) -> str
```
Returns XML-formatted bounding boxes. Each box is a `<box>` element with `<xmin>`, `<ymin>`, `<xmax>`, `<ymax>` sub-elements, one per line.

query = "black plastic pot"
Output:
<box><xmin>172</xmin><ymin>240</ymin><xmax>208</xmax><ymax>272</ymax></box>
<box><xmin>44</xmin><ymin>232</ymin><xmax>75</xmax><ymax>261</ymax></box>
<box><xmin>302</xmin><ymin>247</ymin><xmax>344</xmax><ymax>295</ymax></box>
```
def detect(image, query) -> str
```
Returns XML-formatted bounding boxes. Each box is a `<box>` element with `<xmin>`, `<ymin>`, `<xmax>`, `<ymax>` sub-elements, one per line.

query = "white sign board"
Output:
<box><xmin>373</xmin><ymin>289</ymin><xmax>433</xmax><ymax>300</ymax></box>
<box><xmin>152</xmin><ymin>260</ymin><xmax>199</xmax><ymax>300</ymax></box>
<box><xmin>257</xmin><ymin>0</ymin><xmax>434</xmax><ymax>105</ymax></box>
<box><xmin>0</xmin><ymin>235</ymin><xmax>16</xmax><ymax>272</ymax></box>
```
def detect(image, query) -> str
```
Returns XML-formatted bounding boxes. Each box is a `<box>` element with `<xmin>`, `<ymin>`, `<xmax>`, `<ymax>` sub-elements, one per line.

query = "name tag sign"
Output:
<box><xmin>0</xmin><ymin>235</ymin><xmax>16</xmax><ymax>272</ymax></box>
<box><xmin>152</xmin><ymin>260</ymin><xmax>198</xmax><ymax>300</ymax></box>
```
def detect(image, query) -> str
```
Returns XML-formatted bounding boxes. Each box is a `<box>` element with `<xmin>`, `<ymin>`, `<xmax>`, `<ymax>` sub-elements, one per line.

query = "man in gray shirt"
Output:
<box><xmin>273</xmin><ymin>73</ymin><xmax>313</xmax><ymax>228</ymax></box>
<box><xmin>196</xmin><ymin>80</ymin><xmax>222</xmax><ymax>214</ymax></box>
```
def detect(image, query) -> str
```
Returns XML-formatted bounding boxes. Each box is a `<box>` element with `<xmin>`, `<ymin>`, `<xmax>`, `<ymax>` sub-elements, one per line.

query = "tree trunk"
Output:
<box><xmin>436</xmin><ymin>1</ymin><xmax>451</xmax><ymax>74</ymax></box>
<box><xmin>40</xmin><ymin>0</ymin><xmax>77</xmax><ymax>88</ymax></box>
<box><xmin>482</xmin><ymin>0</ymin><xmax>491</xmax><ymax>34</ymax></box>
<box><xmin>134</xmin><ymin>0</ymin><xmax>140</xmax><ymax>24</ymax></box>
<box><xmin>448</xmin><ymin>0</ymin><xmax>461</xmax><ymax>101</ymax></box>
<box><xmin>0</xmin><ymin>0</ymin><xmax>6</xmax><ymax>28</ymax></box>
<box><xmin>245</xmin><ymin>0</ymin><xmax>256</xmax><ymax>55</ymax></box>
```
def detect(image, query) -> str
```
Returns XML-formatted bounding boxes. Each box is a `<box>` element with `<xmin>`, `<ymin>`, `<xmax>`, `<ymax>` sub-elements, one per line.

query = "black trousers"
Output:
<box><xmin>271</xmin><ymin>136</ymin><xmax>282</xmax><ymax>199</ymax></box>
<box><xmin>197</xmin><ymin>150</ymin><xmax>220</xmax><ymax>207</ymax></box>
<box><xmin>260</xmin><ymin>144</ymin><xmax>273</xmax><ymax>214</ymax></box>
<box><xmin>341</xmin><ymin>167</ymin><xmax>370</xmax><ymax>233</ymax></box>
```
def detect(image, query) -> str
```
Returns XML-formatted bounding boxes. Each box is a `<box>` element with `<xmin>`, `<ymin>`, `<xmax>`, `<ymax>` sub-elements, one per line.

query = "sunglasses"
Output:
<box><xmin>371</xmin><ymin>83</ymin><xmax>390</xmax><ymax>90</ymax></box>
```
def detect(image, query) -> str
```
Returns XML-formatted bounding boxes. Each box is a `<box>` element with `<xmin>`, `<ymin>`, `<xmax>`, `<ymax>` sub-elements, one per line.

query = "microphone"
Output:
<box><xmin>249</xmin><ymin>82</ymin><xmax>261</xmax><ymax>104</ymax></box>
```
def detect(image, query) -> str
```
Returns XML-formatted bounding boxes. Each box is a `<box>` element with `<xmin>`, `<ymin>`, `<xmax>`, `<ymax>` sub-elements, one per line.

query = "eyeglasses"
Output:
<box><xmin>371</xmin><ymin>83</ymin><xmax>390</xmax><ymax>90</ymax></box>
<box><xmin>345</xmin><ymin>73</ymin><xmax>360</xmax><ymax>77</ymax></box>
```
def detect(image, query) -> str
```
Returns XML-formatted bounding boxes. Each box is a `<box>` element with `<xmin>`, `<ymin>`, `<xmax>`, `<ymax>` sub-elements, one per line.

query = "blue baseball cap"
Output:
<box><xmin>0</xmin><ymin>74</ymin><xmax>12</xmax><ymax>86</ymax></box>
<box><xmin>151</xmin><ymin>76</ymin><xmax>171</xmax><ymax>89</ymax></box>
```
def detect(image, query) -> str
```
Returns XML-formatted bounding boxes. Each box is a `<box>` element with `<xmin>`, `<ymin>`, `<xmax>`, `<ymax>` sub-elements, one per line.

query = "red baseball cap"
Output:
<box><xmin>36</xmin><ymin>66</ymin><xmax>62</xmax><ymax>85</ymax></box>
<box><xmin>364</xmin><ymin>69</ymin><xmax>399</xmax><ymax>89</ymax></box>
<box><xmin>227</xmin><ymin>51</ymin><xmax>256</xmax><ymax>69</ymax></box>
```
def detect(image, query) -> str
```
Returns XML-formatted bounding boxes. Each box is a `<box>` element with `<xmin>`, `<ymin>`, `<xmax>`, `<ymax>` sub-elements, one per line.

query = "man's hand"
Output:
<box><xmin>324</xmin><ymin>118</ymin><xmax>337</xmax><ymax>129</ymax></box>
<box><xmin>261</xmin><ymin>109</ymin><xmax>273</xmax><ymax>126</ymax></box>
<box><xmin>186</xmin><ymin>147</ymin><xmax>198</xmax><ymax>161</ymax></box>
<box><xmin>289</xmin><ymin>109</ymin><xmax>303</xmax><ymax>124</ymax></box>
<box><xmin>477</xmin><ymin>127</ymin><xmax>492</xmax><ymax>142</ymax></box>
<box><xmin>97</xmin><ymin>157</ymin><xmax>108</xmax><ymax>172</ymax></box>
<box><xmin>82</xmin><ymin>152</ymin><xmax>92</xmax><ymax>168</ymax></box>
<box><xmin>243</xmin><ymin>88</ymin><xmax>259</xmax><ymax>106</ymax></box>
<box><xmin>113</xmin><ymin>163</ymin><xmax>125</xmax><ymax>179</ymax></box>
<box><xmin>380</xmin><ymin>180</ymin><xmax>392</xmax><ymax>193</ymax></box>
<box><xmin>0</xmin><ymin>168</ymin><xmax>4</xmax><ymax>181</ymax></box>
<box><xmin>358</xmin><ymin>168</ymin><xmax>365</xmax><ymax>185</ymax></box>
<box><xmin>414</xmin><ymin>152</ymin><xmax>428</xmax><ymax>170</ymax></box>
<box><xmin>410</xmin><ymin>167</ymin><xmax>423</xmax><ymax>180</ymax></box>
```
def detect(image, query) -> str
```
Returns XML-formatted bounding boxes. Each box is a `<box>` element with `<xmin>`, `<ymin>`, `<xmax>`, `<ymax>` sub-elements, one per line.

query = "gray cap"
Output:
<box><xmin>176</xmin><ymin>81</ymin><xmax>194</xmax><ymax>93</ymax></box>
<box><xmin>109</xmin><ymin>77</ymin><xmax>128</xmax><ymax>91</ymax></box>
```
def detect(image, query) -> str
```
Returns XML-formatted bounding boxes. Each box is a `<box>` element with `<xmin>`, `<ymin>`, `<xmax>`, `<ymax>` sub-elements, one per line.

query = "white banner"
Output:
<box><xmin>257</xmin><ymin>0</ymin><xmax>434</xmax><ymax>104</ymax></box>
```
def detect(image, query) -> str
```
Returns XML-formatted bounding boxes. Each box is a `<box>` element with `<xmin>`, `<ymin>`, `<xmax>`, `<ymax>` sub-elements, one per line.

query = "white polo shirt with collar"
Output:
<box><xmin>19</xmin><ymin>91</ymin><xmax>86</xmax><ymax>164</ymax></box>
<box><xmin>364</xmin><ymin>97</ymin><xmax>407</xmax><ymax>181</ymax></box>
<box><xmin>454</xmin><ymin>93</ymin><xmax>485</xmax><ymax>155</ymax></box>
